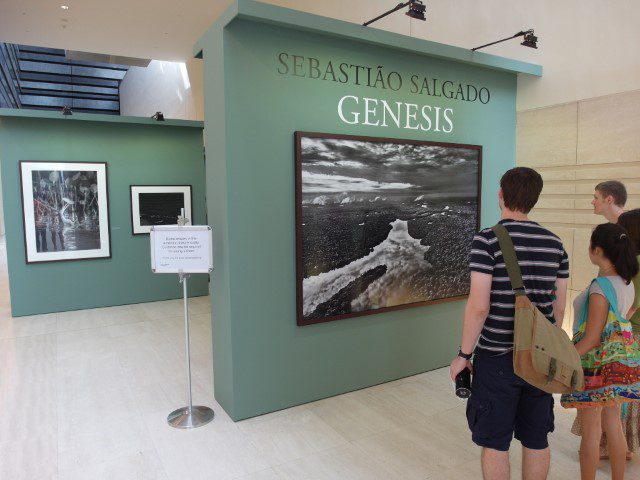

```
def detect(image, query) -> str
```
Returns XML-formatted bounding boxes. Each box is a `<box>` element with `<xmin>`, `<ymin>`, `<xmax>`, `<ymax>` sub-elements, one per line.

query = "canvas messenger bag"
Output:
<box><xmin>491</xmin><ymin>224</ymin><xmax>584</xmax><ymax>394</ymax></box>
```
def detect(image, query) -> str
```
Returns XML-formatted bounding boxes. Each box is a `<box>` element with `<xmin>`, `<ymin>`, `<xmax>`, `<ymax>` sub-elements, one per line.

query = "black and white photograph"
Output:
<box><xmin>295</xmin><ymin>132</ymin><xmax>481</xmax><ymax>325</ymax></box>
<box><xmin>130</xmin><ymin>185</ymin><xmax>192</xmax><ymax>234</ymax></box>
<box><xmin>20</xmin><ymin>161</ymin><xmax>110</xmax><ymax>263</ymax></box>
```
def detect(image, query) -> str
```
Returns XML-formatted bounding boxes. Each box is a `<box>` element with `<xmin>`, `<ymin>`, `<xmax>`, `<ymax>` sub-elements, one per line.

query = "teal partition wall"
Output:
<box><xmin>196</xmin><ymin>0</ymin><xmax>542</xmax><ymax>420</ymax></box>
<box><xmin>0</xmin><ymin>110</ymin><xmax>209</xmax><ymax>316</ymax></box>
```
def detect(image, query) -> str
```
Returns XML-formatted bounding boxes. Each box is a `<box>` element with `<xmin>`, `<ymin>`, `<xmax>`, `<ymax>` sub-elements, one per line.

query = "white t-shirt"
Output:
<box><xmin>573</xmin><ymin>275</ymin><xmax>635</xmax><ymax>329</ymax></box>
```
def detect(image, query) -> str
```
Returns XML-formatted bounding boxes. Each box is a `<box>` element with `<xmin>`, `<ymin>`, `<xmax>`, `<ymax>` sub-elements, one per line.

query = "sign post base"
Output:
<box><xmin>167</xmin><ymin>405</ymin><xmax>215</xmax><ymax>429</ymax></box>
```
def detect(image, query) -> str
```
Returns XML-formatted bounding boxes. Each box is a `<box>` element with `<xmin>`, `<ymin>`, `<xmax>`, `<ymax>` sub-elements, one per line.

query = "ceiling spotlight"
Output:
<box><xmin>61</xmin><ymin>106</ymin><xmax>72</xmax><ymax>116</ymax></box>
<box><xmin>521</xmin><ymin>30</ymin><xmax>538</xmax><ymax>49</ymax></box>
<box><xmin>406</xmin><ymin>0</ymin><xmax>426</xmax><ymax>21</ymax></box>
<box><xmin>151</xmin><ymin>111</ymin><xmax>165</xmax><ymax>121</ymax></box>
<box><xmin>363</xmin><ymin>0</ymin><xmax>426</xmax><ymax>27</ymax></box>
<box><xmin>60</xmin><ymin>5</ymin><xmax>69</xmax><ymax>10</ymax></box>
<box><xmin>471</xmin><ymin>29</ymin><xmax>539</xmax><ymax>52</ymax></box>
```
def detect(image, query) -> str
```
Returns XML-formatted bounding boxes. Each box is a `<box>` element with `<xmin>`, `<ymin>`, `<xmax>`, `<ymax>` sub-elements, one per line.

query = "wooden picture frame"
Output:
<box><xmin>295</xmin><ymin>131</ymin><xmax>482</xmax><ymax>326</ymax></box>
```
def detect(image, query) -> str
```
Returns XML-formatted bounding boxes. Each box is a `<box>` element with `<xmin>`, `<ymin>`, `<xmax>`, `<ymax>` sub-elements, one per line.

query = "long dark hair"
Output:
<box><xmin>591</xmin><ymin>223</ymin><xmax>639</xmax><ymax>284</ymax></box>
<box><xmin>618</xmin><ymin>209</ymin><xmax>640</xmax><ymax>255</ymax></box>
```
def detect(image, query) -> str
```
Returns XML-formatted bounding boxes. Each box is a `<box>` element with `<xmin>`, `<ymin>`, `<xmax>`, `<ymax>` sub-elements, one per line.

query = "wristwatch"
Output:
<box><xmin>457</xmin><ymin>349</ymin><xmax>473</xmax><ymax>360</ymax></box>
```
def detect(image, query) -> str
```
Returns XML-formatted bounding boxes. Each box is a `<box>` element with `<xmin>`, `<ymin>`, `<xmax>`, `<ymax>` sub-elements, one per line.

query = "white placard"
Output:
<box><xmin>150</xmin><ymin>225</ymin><xmax>212</xmax><ymax>274</ymax></box>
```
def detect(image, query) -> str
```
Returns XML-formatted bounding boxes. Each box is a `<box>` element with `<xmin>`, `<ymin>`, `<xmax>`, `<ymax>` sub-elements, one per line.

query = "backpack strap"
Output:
<box><xmin>492</xmin><ymin>224</ymin><xmax>526</xmax><ymax>297</ymax></box>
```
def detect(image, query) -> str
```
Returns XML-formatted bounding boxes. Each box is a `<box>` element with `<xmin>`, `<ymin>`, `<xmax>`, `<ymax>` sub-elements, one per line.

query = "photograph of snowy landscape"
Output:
<box><xmin>295</xmin><ymin>132</ymin><xmax>481</xmax><ymax>325</ymax></box>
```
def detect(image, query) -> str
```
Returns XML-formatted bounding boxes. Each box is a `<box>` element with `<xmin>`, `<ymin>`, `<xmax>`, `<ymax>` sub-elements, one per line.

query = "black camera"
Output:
<box><xmin>455</xmin><ymin>368</ymin><xmax>472</xmax><ymax>398</ymax></box>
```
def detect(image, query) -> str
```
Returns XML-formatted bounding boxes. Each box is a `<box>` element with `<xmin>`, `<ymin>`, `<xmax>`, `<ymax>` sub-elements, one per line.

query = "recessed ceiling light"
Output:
<box><xmin>60</xmin><ymin>5</ymin><xmax>69</xmax><ymax>10</ymax></box>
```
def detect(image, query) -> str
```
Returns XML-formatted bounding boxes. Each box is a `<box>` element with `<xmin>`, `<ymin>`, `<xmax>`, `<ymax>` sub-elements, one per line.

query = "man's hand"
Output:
<box><xmin>450</xmin><ymin>355</ymin><xmax>473</xmax><ymax>382</ymax></box>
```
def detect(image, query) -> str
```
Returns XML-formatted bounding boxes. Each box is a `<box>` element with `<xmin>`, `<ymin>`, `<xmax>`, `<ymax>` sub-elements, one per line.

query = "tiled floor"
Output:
<box><xmin>0</xmin><ymin>237</ymin><xmax>638</xmax><ymax>480</ymax></box>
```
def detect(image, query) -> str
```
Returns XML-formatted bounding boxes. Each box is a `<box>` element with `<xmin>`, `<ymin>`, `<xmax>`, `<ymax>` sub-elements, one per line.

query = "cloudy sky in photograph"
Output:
<box><xmin>300</xmin><ymin>136</ymin><xmax>479</xmax><ymax>197</ymax></box>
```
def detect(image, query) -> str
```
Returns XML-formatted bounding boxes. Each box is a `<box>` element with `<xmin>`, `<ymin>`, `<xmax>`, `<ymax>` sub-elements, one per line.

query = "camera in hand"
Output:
<box><xmin>455</xmin><ymin>368</ymin><xmax>472</xmax><ymax>398</ymax></box>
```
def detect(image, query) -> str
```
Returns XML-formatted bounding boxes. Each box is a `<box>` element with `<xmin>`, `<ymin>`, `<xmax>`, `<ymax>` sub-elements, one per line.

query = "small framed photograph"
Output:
<box><xmin>130</xmin><ymin>185</ymin><xmax>192</xmax><ymax>235</ymax></box>
<box><xmin>20</xmin><ymin>161</ymin><xmax>111</xmax><ymax>264</ymax></box>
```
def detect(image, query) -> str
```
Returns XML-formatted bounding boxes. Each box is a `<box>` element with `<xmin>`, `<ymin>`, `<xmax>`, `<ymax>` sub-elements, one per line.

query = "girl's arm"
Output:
<box><xmin>574</xmin><ymin>293</ymin><xmax>609</xmax><ymax>356</ymax></box>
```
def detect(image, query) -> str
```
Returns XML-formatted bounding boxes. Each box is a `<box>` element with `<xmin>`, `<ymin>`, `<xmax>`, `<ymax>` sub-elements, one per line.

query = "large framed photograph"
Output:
<box><xmin>130</xmin><ymin>185</ymin><xmax>192</xmax><ymax>234</ymax></box>
<box><xmin>295</xmin><ymin>132</ymin><xmax>481</xmax><ymax>326</ymax></box>
<box><xmin>20</xmin><ymin>161</ymin><xmax>111</xmax><ymax>264</ymax></box>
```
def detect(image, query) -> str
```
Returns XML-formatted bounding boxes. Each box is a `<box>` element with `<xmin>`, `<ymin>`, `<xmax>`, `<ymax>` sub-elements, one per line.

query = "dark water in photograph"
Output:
<box><xmin>301</xmin><ymin>196</ymin><xmax>476</xmax><ymax>320</ymax></box>
<box><xmin>139</xmin><ymin>192</ymin><xmax>184</xmax><ymax>226</ymax></box>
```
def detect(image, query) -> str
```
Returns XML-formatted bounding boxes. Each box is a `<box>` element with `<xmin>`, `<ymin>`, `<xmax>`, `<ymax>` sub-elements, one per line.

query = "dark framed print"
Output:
<box><xmin>20</xmin><ymin>161</ymin><xmax>111</xmax><ymax>264</ymax></box>
<box><xmin>130</xmin><ymin>185</ymin><xmax>192</xmax><ymax>234</ymax></box>
<box><xmin>295</xmin><ymin>132</ymin><xmax>482</xmax><ymax>326</ymax></box>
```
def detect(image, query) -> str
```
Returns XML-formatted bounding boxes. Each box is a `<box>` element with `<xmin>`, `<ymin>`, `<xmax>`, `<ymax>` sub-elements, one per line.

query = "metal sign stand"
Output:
<box><xmin>166</xmin><ymin>210</ymin><xmax>215</xmax><ymax>429</ymax></box>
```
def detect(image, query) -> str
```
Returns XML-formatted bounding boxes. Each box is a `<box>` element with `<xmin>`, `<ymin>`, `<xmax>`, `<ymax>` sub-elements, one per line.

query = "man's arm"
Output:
<box><xmin>449</xmin><ymin>271</ymin><xmax>492</xmax><ymax>381</ymax></box>
<box><xmin>553</xmin><ymin>277</ymin><xmax>569</xmax><ymax>328</ymax></box>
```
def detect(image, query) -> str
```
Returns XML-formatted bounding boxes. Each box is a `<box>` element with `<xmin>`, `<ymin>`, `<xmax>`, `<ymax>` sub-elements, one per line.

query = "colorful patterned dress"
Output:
<box><xmin>622</xmin><ymin>261</ymin><xmax>640</xmax><ymax>451</ymax></box>
<box><xmin>561</xmin><ymin>277</ymin><xmax>640</xmax><ymax>408</ymax></box>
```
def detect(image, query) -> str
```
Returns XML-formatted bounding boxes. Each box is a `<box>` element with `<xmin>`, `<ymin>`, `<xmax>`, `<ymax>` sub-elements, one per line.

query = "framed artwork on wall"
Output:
<box><xmin>20</xmin><ymin>161</ymin><xmax>111</xmax><ymax>264</ymax></box>
<box><xmin>295</xmin><ymin>131</ymin><xmax>482</xmax><ymax>326</ymax></box>
<box><xmin>130</xmin><ymin>185</ymin><xmax>192</xmax><ymax>234</ymax></box>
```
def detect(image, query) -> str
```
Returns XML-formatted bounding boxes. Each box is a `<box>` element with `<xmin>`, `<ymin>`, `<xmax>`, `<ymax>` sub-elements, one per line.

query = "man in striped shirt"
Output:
<box><xmin>450</xmin><ymin>167</ymin><xmax>569</xmax><ymax>480</ymax></box>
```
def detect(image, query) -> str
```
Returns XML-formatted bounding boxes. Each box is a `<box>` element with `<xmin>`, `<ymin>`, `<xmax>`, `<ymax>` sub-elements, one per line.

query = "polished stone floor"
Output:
<box><xmin>0</xmin><ymin>238</ymin><xmax>637</xmax><ymax>480</ymax></box>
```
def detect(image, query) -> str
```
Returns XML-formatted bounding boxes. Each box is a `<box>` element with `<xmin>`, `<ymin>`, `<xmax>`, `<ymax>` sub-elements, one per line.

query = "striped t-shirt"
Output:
<box><xmin>469</xmin><ymin>219</ymin><xmax>570</xmax><ymax>356</ymax></box>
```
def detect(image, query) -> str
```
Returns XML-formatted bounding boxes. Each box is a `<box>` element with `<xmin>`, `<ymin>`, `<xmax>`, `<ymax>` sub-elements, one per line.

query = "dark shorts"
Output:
<box><xmin>466</xmin><ymin>352</ymin><xmax>555</xmax><ymax>452</ymax></box>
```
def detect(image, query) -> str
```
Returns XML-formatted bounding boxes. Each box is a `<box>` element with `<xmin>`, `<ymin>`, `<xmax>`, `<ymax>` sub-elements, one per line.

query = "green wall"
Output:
<box><xmin>0</xmin><ymin>113</ymin><xmax>208</xmax><ymax>316</ymax></box>
<box><xmin>200</xmin><ymin>2</ymin><xmax>532</xmax><ymax>420</ymax></box>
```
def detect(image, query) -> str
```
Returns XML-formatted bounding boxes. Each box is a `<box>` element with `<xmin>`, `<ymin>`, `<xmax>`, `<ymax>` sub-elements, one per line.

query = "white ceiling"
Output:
<box><xmin>0</xmin><ymin>0</ymin><xmax>549</xmax><ymax>62</ymax></box>
<box><xmin>2</xmin><ymin>0</ymin><xmax>640</xmax><ymax>110</ymax></box>
<box><xmin>0</xmin><ymin>0</ymin><xmax>238</xmax><ymax>61</ymax></box>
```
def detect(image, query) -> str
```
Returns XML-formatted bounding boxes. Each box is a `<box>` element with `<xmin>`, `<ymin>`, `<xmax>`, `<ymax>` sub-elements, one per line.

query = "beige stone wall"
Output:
<box><xmin>516</xmin><ymin>88</ymin><xmax>640</xmax><ymax>330</ymax></box>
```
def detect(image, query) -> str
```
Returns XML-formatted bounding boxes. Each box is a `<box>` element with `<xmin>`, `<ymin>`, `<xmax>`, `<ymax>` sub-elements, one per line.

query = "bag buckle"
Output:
<box><xmin>546</xmin><ymin>358</ymin><xmax>557</xmax><ymax>384</ymax></box>
<box><xmin>570</xmin><ymin>370</ymin><xmax>578</xmax><ymax>389</ymax></box>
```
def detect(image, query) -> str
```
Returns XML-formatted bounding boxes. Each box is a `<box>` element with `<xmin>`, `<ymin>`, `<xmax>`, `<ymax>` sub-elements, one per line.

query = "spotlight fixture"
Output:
<box><xmin>471</xmin><ymin>29</ymin><xmax>538</xmax><ymax>52</ymax></box>
<box><xmin>60</xmin><ymin>5</ymin><xmax>69</xmax><ymax>10</ymax></box>
<box><xmin>363</xmin><ymin>0</ymin><xmax>426</xmax><ymax>27</ymax></box>
<box><xmin>61</xmin><ymin>106</ymin><xmax>72</xmax><ymax>115</ymax></box>
<box><xmin>151</xmin><ymin>111</ymin><xmax>165</xmax><ymax>121</ymax></box>
<box><xmin>520</xmin><ymin>30</ymin><xmax>538</xmax><ymax>49</ymax></box>
<box><xmin>406</xmin><ymin>0</ymin><xmax>426</xmax><ymax>21</ymax></box>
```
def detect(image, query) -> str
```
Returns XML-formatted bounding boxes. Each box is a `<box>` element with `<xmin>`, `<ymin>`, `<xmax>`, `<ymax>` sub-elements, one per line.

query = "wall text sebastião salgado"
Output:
<box><xmin>276</xmin><ymin>52</ymin><xmax>491</xmax><ymax>134</ymax></box>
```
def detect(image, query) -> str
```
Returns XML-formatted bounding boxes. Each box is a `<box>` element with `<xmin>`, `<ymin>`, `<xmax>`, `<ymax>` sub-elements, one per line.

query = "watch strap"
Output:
<box><xmin>458</xmin><ymin>349</ymin><xmax>473</xmax><ymax>360</ymax></box>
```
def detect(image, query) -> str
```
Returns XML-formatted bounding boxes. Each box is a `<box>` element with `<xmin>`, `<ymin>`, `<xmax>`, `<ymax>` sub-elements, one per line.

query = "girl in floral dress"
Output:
<box><xmin>561</xmin><ymin>223</ymin><xmax>640</xmax><ymax>480</ymax></box>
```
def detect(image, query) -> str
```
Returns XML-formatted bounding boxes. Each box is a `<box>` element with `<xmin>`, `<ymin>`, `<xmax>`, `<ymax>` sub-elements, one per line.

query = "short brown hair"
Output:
<box><xmin>618</xmin><ymin>209</ymin><xmax>640</xmax><ymax>255</ymax></box>
<box><xmin>596</xmin><ymin>180</ymin><xmax>627</xmax><ymax>207</ymax></box>
<box><xmin>500</xmin><ymin>167</ymin><xmax>543</xmax><ymax>213</ymax></box>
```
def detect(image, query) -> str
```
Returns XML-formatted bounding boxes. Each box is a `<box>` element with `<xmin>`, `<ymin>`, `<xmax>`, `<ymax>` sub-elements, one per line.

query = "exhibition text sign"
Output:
<box><xmin>277</xmin><ymin>52</ymin><xmax>492</xmax><ymax>134</ymax></box>
<box><xmin>150</xmin><ymin>225</ymin><xmax>213</xmax><ymax>274</ymax></box>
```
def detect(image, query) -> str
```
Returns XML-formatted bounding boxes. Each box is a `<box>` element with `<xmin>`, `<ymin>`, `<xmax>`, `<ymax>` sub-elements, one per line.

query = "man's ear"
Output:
<box><xmin>605</xmin><ymin>195</ymin><xmax>614</xmax><ymax>205</ymax></box>
<box><xmin>498</xmin><ymin>188</ymin><xmax>503</xmax><ymax>200</ymax></box>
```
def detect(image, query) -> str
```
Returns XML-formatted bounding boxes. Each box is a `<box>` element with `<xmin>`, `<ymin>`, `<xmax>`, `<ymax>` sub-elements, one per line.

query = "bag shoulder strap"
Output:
<box><xmin>491</xmin><ymin>224</ymin><xmax>526</xmax><ymax>297</ymax></box>
<box><xmin>594</xmin><ymin>277</ymin><xmax>625</xmax><ymax>320</ymax></box>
